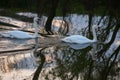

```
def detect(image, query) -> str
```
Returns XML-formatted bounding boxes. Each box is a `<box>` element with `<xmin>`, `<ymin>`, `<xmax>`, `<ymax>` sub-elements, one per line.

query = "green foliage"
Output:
<box><xmin>0</xmin><ymin>0</ymin><xmax>35</xmax><ymax>10</ymax></box>
<box><xmin>0</xmin><ymin>0</ymin><xmax>120</xmax><ymax>16</ymax></box>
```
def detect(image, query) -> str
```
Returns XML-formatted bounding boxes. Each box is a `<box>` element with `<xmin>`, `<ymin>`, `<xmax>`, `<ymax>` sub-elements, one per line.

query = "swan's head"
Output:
<box><xmin>34</xmin><ymin>16</ymin><xmax>40</xmax><ymax>24</ymax></box>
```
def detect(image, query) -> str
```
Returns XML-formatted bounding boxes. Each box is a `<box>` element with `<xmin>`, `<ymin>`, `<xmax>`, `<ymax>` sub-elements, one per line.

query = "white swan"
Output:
<box><xmin>1</xmin><ymin>16</ymin><xmax>39</xmax><ymax>39</ymax></box>
<box><xmin>61</xmin><ymin>25</ymin><xmax>98</xmax><ymax>44</ymax></box>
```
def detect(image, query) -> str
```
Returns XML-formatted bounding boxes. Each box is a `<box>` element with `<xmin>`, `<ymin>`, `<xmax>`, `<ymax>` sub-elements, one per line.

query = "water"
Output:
<box><xmin>0</xmin><ymin>13</ymin><xmax>120</xmax><ymax>80</ymax></box>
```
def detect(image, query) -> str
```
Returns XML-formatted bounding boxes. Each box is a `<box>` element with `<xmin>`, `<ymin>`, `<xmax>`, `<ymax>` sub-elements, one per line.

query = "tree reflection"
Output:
<box><xmin>33</xmin><ymin>22</ymin><xmax>120</xmax><ymax>80</ymax></box>
<box><xmin>33</xmin><ymin>0</ymin><xmax>120</xmax><ymax>79</ymax></box>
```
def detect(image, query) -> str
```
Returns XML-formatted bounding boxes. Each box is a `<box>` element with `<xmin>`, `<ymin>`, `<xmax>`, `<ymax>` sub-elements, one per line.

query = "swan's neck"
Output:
<box><xmin>92</xmin><ymin>26</ymin><xmax>97</xmax><ymax>42</ymax></box>
<box><xmin>33</xmin><ymin>22</ymin><xmax>39</xmax><ymax>38</ymax></box>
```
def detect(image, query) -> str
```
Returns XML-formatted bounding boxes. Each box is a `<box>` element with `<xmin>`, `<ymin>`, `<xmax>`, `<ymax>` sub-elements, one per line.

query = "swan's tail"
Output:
<box><xmin>0</xmin><ymin>33</ymin><xmax>12</xmax><ymax>38</ymax></box>
<box><xmin>1</xmin><ymin>33</ymin><xmax>7</xmax><ymax>38</ymax></box>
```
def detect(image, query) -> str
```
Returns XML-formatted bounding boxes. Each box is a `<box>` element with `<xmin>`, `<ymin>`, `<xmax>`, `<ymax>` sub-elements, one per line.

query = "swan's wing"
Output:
<box><xmin>7</xmin><ymin>30</ymin><xmax>33</xmax><ymax>39</ymax></box>
<box><xmin>61</xmin><ymin>35</ymin><xmax>92</xmax><ymax>44</ymax></box>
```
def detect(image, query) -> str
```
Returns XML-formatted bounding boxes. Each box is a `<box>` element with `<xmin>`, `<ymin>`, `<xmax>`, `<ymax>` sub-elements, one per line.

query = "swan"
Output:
<box><xmin>61</xmin><ymin>25</ymin><xmax>98</xmax><ymax>44</ymax></box>
<box><xmin>0</xmin><ymin>16</ymin><xmax>39</xmax><ymax>39</ymax></box>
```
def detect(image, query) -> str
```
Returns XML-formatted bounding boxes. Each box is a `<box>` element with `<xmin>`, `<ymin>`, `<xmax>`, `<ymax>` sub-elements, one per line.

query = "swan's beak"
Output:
<box><xmin>37</xmin><ymin>18</ymin><xmax>40</xmax><ymax>25</ymax></box>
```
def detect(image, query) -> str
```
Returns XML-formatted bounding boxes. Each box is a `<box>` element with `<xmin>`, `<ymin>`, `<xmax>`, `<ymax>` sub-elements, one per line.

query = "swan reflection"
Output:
<box><xmin>68</xmin><ymin>43</ymin><xmax>91</xmax><ymax>50</ymax></box>
<box><xmin>67</xmin><ymin>42</ymin><xmax>98</xmax><ymax>60</ymax></box>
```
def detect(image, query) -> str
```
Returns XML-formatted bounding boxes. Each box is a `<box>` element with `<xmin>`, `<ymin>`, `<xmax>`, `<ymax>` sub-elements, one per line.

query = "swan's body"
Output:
<box><xmin>1</xmin><ymin>16</ymin><xmax>39</xmax><ymax>39</ymax></box>
<box><xmin>2</xmin><ymin>30</ymin><xmax>34</xmax><ymax>39</ymax></box>
<box><xmin>61</xmin><ymin>25</ymin><xmax>98</xmax><ymax>44</ymax></box>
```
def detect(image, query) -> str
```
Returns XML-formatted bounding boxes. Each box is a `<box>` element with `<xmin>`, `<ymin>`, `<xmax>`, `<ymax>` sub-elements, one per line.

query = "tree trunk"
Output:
<box><xmin>45</xmin><ymin>0</ymin><xmax>59</xmax><ymax>34</ymax></box>
<box><xmin>88</xmin><ymin>12</ymin><xmax>93</xmax><ymax>33</ymax></box>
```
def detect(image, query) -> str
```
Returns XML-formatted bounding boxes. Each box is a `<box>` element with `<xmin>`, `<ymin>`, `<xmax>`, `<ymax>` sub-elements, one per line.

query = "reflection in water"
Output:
<box><xmin>33</xmin><ymin>41</ymin><xmax>93</xmax><ymax>80</ymax></box>
<box><xmin>90</xmin><ymin>43</ymin><xmax>98</xmax><ymax>60</ymax></box>
<box><xmin>34</xmin><ymin>37</ymin><xmax>39</xmax><ymax>52</ymax></box>
<box><xmin>1</xmin><ymin>30</ymin><xmax>119</xmax><ymax>80</ymax></box>
<box><xmin>0</xmin><ymin>37</ymin><xmax>35</xmax><ymax>47</ymax></box>
<box><xmin>64</xmin><ymin>42</ymin><xmax>98</xmax><ymax>60</ymax></box>
<box><xmin>67</xmin><ymin>43</ymin><xmax>91</xmax><ymax>50</ymax></box>
<box><xmin>0</xmin><ymin>13</ymin><xmax>120</xmax><ymax>80</ymax></box>
<box><xmin>1</xmin><ymin>14</ymin><xmax>117</xmax><ymax>80</ymax></box>
<box><xmin>33</xmin><ymin>40</ymin><xmax>119</xmax><ymax>80</ymax></box>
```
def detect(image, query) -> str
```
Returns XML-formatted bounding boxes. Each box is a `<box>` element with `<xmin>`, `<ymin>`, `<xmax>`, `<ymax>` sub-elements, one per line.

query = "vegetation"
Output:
<box><xmin>0</xmin><ymin>0</ymin><xmax>120</xmax><ymax>34</ymax></box>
